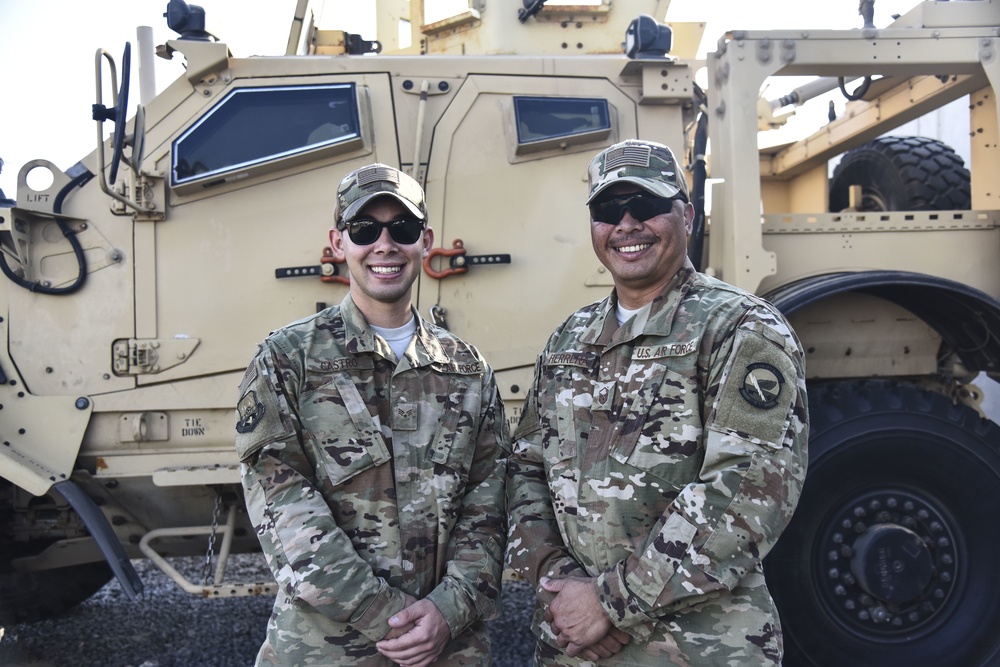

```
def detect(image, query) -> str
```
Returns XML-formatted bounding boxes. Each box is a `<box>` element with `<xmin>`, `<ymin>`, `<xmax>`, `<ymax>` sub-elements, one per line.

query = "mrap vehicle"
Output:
<box><xmin>2</xmin><ymin>0</ymin><xmax>999</xmax><ymax>664</ymax></box>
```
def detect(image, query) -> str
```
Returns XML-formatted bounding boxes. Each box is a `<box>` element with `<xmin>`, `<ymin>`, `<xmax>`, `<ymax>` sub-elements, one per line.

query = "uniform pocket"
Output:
<box><xmin>300</xmin><ymin>371</ymin><xmax>390</xmax><ymax>487</ymax></box>
<box><xmin>541</xmin><ymin>354</ymin><xmax>597</xmax><ymax>465</ymax></box>
<box><xmin>426</xmin><ymin>378</ymin><xmax>480</xmax><ymax>476</ymax></box>
<box><xmin>612</xmin><ymin>366</ymin><xmax>703</xmax><ymax>486</ymax></box>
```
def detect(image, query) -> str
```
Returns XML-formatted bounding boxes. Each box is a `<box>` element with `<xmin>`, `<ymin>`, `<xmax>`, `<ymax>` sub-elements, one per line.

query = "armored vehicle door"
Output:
<box><xmin>418</xmin><ymin>73</ymin><xmax>640</xmax><ymax>408</ymax></box>
<box><xmin>131</xmin><ymin>73</ymin><xmax>396</xmax><ymax>386</ymax></box>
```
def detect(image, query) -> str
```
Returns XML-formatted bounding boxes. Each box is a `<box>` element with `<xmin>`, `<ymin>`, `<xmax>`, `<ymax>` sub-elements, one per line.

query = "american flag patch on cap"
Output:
<box><xmin>605</xmin><ymin>144</ymin><xmax>652</xmax><ymax>170</ymax></box>
<box><xmin>357</xmin><ymin>165</ymin><xmax>399</xmax><ymax>187</ymax></box>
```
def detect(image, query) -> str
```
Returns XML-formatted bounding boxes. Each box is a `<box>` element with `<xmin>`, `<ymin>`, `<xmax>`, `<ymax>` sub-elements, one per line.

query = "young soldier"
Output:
<box><xmin>237</xmin><ymin>164</ymin><xmax>509</xmax><ymax>666</ymax></box>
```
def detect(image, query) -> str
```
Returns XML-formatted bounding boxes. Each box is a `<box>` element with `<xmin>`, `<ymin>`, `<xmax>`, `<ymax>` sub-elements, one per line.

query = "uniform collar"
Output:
<box><xmin>339</xmin><ymin>294</ymin><xmax>449</xmax><ymax>367</ymax></box>
<box><xmin>579</xmin><ymin>257</ymin><xmax>698</xmax><ymax>347</ymax></box>
<box><xmin>409</xmin><ymin>313</ymin><xmax>451</xmax><ymax>367</ymax></box>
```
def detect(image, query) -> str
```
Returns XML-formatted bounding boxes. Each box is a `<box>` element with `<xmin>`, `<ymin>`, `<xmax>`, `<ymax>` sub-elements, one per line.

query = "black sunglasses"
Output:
<box><xmin>589</xmin><ymin>191</ymin><xmax>686</xmax><ymax>225</ymax></box>
<box><xmin>341</xmin><ymin>217</ymin><xmax>425</xmax><ymax>246</ymax></box>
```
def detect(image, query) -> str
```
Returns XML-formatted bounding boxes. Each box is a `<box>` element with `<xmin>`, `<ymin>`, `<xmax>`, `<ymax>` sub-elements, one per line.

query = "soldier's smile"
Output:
<box><xmin>370</xmin><ymin>265</ymin><xmax>403</xmax><ymax>275</ymax></box>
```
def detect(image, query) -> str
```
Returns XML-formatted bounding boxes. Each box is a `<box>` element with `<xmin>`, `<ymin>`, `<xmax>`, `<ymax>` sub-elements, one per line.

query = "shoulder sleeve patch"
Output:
<box><xmin>234</xmin><ymin>357</ymin><xmax>288</xmax><ymax>462</ymax></box>
<box><xmin>709</xmin><ymin>327</ymin><xmax>797</xmax><ymax>448</ymax></box>
<box><xmin>236</xmin><ymin>389</ymin><xmax>265</xmax><ymax>434</ymax></box>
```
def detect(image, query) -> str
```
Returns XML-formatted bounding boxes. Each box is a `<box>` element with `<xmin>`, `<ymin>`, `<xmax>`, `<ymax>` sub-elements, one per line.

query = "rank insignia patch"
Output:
<box><xmin>739</xmin><ymin>362</ymin><xmax>785</xmax><ymax>409</ymax></box>
<box><xmin>394</xmin><ymin>403</ymin><xmax>418</xmax><ymax>431</ymax></box>
<box><xmin>236</xmin><ymin>390</ymin><xmax>265</xmax><ymax>433</ymax></box>
<box><xmin>593</xmin><ymin>381</ymin><xmax>615</xmax><ymax>411</ymax></box>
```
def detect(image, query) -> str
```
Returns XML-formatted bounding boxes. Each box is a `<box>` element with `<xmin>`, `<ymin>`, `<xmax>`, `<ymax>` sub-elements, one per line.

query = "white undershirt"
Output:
<box><xmin>616</xmin><ymin>303</ymin><xmax>642</xmax><ymax>326</ymax></box>
<box><xmin>371</xmin><ymin>316</ymin><xmax>417</xmax><ymax>359</ymax></box>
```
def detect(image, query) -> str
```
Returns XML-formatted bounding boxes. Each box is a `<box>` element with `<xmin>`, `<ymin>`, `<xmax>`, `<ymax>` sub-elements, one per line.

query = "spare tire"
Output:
<box><xmin>829</xmin><ymin>136</ymin><xmax>970</xmax><ymax>212</ymax></box>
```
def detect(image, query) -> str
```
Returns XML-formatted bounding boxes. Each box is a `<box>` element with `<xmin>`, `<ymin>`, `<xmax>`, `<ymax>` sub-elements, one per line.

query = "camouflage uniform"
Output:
<box><xmin>236</xmin><ymin>294</ymin><xmax>509</xmax><ymax>666</ymax></box>
<box><xmin>507</xmin><ymin>258</ymin><xmax>808</xmax><ymax>666</ymax></box>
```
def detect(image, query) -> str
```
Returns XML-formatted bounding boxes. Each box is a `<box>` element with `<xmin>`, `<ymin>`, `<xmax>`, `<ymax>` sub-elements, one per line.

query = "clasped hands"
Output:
<box><xmin>376</xmin><ymin>593</ymin><xmax>451</xmax><ymax>667</ymax></box>
<box><xmin>541</xmin><ymin>576</ymin><xmax>631</xmax><ymax>660</ymax></box>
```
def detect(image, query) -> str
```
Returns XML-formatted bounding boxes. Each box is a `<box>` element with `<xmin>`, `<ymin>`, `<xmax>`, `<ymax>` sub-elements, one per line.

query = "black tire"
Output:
<box><xmin>0</xmin><ymin>560</ymin><xmax>113</xmax><ymax>625</ymax></box>
<box><xmin>765</xmin><ymin>380</ymin><xmax>1000</xmax><ymax>666</ymax></box>
<box><xmin>0</xmin><ymin>484</ymin><xmax>114</xmax><ymax>624</ymax></box>
<box><xmin>829</xmin><ymin>136</ymin><xmax>970</xmax><ymax>212</ymax></box>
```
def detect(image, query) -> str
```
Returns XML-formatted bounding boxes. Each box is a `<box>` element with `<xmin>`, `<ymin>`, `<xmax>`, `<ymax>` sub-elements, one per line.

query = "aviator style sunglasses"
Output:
<box><xmin>589</xmin><ymin>191</ymin><xmax>687</xmax><ymax>225</ymax></box>
<box><xmin>341</xmin><ymin>217</ymin><xmax>426</xmax><ymax>245</ymax></box>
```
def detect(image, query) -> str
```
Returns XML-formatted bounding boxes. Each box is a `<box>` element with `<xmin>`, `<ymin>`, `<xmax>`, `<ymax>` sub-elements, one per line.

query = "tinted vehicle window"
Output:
<box><xmin>173</xmin><ymin>84</ymin><xmax>360</xmax><ymax>186</ymax></box>
<box><xmin>513</xmin><ymin>96</ymin><xmax>611</xmax><ymax>144</ymax></box>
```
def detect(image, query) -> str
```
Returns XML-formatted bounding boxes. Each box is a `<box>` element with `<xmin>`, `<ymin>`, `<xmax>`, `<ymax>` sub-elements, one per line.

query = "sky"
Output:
<box><xmin>0</xmin><ymin>0</ymin><xmax>924</xmax><ymax>198</ymax></box>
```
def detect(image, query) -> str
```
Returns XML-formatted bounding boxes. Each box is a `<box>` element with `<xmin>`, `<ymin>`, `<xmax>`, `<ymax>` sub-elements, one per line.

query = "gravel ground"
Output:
<box><xmin>0</xmin><ymin>555</ymin><xmax>536</xmax><ymax>666</ymax></box>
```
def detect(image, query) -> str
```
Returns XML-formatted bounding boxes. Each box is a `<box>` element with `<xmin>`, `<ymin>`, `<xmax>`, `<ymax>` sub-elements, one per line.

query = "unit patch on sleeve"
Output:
<box><xmin>236</xmin><ymin>390</ymin><xmax>265</xmax><ymax>433</ymax></box>
<box><xmin>739</xmin><ymin>362</ymin><xmax>785</xmax><ymax>409</ymax></box>
<box><xmin>710</xmin><ymin>328</ymin><xmax>797</xmax><ymax>448</ymax></box>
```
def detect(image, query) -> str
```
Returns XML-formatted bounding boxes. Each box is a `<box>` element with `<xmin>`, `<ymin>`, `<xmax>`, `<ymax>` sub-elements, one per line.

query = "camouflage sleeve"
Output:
<box><xmin>596</xmin><ymin>313</ymin><xmax>809</xmax><ymax>638</ymax></box>
<box><xmin>506</xmin><ymin>355</ymin><xmax>590</xmax><ymax>585</ymax></box>
<box><xmin>237</xmin><ymin>346</ymin><xmax>407</xmax><ymax>643</ymax></box>
<box><xmin>426</xmin><ymin>362</ymin><xmax>511</xmax><ymax>636</ymax></box>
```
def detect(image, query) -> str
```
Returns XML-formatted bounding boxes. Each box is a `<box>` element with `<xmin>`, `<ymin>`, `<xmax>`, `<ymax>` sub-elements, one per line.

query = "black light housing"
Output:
<box><xmin>625</xmin><ymin>14</ymin><xmax>673</xmax><ymax>59</ymax></box>
<box><xmin>164</xmin><ymin>0</ymin><xmax>211</xmax><ymax>41</ymax></box>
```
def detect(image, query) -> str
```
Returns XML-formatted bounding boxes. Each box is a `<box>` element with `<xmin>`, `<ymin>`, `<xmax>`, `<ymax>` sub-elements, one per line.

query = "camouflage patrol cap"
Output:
<box><xmin>586</xmin><ymin>139</ymin><xmax>689</xmax><ymax>204</ymax></box>
<box><xmin>334</xmin><ymin>163</ymin><xmax>427</xmax><ymax>228</ymax></box>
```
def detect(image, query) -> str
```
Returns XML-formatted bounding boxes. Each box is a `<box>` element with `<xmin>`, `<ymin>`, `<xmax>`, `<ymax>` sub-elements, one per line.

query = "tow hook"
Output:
<box><xmin>423</xmin><ymin>239</ymin><xmax>511</xmax><ymax>279</ymax></box>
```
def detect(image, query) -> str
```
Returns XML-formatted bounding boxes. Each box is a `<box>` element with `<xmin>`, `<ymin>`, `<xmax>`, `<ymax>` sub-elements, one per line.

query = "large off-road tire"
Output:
<box><xmin>765</xmin><ymin>381</ymin><xmax>1000</xmax><ymax>666</ymax></box>
<box><xmin>0</xmin><ymin>559</ymin><xmax>113</xmax><ymax>625</ymax></box>
<box><xmin>829</xmin><ymin>136</ymin><xmax>970</xmax><ymax>212</ymax></box>
<box><xmin>0</xmin><ymin>484</ymin><xmax>114</xmax><ymax>624</ymax></box>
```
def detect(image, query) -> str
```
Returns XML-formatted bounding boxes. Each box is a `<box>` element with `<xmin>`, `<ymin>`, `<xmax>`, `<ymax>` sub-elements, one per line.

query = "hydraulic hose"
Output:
<box><xmin>0</xmin><ymin>170</ymin><xmax>93</xmax><ymax>295</ymax></box>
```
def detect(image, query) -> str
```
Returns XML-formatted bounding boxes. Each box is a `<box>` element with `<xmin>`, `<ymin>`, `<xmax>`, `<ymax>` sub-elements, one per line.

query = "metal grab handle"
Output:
<box><xmin>424</xmin><ymin>239</ymin><xmax>468</xmax><ymax>279</ymax></box>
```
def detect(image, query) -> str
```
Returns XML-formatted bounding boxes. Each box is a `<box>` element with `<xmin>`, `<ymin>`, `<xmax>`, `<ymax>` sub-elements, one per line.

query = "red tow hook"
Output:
<box><xmin>424</xmin><ymin>239</ymin><xmax>511</xmax><ymax>279</ymax></box>
<box><xmin>424</xmin><ymin>239</ymin><xmax>469</xmax><ymax>279</ymax></box>
<box><xmin>320</xmin><ymin>247</ymin><xmax>349</xmax><ymax>285</ymax></box>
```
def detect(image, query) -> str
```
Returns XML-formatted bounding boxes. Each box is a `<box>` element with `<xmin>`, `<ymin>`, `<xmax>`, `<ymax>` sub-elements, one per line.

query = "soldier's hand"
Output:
<box><xmin>577</xmin><ymin>627</ymin><xmax>632</xmax><ymax>661</ymax></box>
<box><xmin>375</xmin><ymin>598</ymin><xmax>451</xmax><ymax>667</ymax></box>
<box><xmin>541</xmin><ymin>576</ymin><xmax>612</xmax><ymax>657</ymax></box>
<box><xmin>381</xmin><ymin>593</ymin><xmax>419</xmax><ymax>641</ymax></box>
<box><xmin>544</xmin><ymin>600</ymin><xmax>630</xmax><ymax>660</ymax></box>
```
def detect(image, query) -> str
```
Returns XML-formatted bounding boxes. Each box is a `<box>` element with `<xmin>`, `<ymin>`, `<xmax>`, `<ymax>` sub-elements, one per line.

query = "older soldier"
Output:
<box><xmin>236</xmin><ymin>164</ymin><xmax>509</xmax><ymax>666</ymax></box>
<box><xmin>506</xmin><ymin>139</ymin><xmax>808</xmax><ymax>665</ymax></box>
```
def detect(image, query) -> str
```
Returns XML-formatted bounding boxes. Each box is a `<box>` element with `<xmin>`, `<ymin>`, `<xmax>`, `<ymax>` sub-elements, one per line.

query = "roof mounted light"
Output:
<box><xmin>624</xmin><ymin>14</ymin><xmax>673</xmax><ymax>60</ymax></box>
<box><xmin>164</xmin><ymin>0</ymin><xmax>211</xmax><ymax>41</ymax></box>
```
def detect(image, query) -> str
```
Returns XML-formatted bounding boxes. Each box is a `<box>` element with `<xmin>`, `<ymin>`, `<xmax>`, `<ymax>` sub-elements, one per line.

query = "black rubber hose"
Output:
<box><xmin>687</xmin><ymin>109</ymin><xmax>709</xmax><ymax>271</ymax></box>
<box><xmin>0</xmin><ymin>170</ymin><xmax>93</xmax><ymax>295</ymax></box>
<box><xmin>838</xmin><ymin>75</ymin><xmax>872</xmax><ymax>101</ymax></box>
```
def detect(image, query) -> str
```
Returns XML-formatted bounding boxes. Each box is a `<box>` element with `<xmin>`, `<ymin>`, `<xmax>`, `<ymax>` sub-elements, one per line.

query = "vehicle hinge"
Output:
<box><xmin>110</xmin><ymin>173</ymin><xmax>167</xmax><ymax>222</ymax></box>
<box><xmin>111</xmin><ymin>337</ymin><xmax>200</xmax><ymax>376</ymax></box>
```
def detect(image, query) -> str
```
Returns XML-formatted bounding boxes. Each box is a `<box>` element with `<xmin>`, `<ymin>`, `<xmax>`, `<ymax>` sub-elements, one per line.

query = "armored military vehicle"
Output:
<box><xmin>2</xmin><ymin>0</ymin><xmax>999</xmax><ymax>664</ymax></box>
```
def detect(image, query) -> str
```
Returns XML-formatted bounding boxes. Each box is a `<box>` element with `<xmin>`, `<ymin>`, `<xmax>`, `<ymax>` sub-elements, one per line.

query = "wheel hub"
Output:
<box><xmin>818</xmin><ymin>489</ymin><xmax>958</xmax><ymax>635</ymax></box>
<box><xmin>850</xmin><ymin>524</ymin><xmax>932</xmax><ymax>603</ymax></box>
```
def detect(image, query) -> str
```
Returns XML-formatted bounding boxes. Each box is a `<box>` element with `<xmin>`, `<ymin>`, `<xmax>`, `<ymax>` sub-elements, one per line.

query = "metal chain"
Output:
<box><xmin>202</xmin><ymin>493</ymin><xmax>223</xmax><ymax>586</ymax></box>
